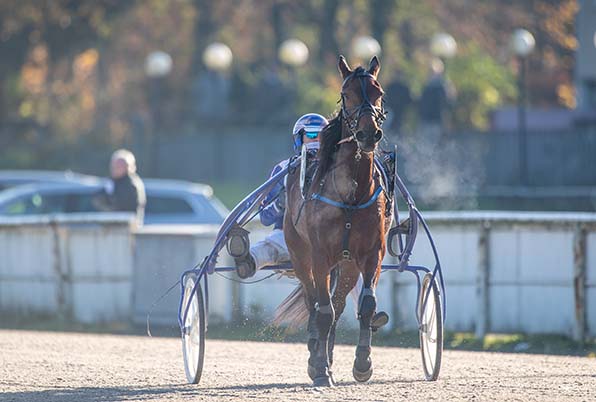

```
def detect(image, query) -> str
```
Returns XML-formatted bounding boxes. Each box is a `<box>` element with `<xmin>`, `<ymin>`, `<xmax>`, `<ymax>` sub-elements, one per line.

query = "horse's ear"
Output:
<box><xmin>338</xmin><ymin>55</ymin><xmax>352</xmax><ymax>79</ymax></box>
<box><xmin>368</xmin><ymin>56</ymin><xmax>381</xmax><ymax>77</ymax></box>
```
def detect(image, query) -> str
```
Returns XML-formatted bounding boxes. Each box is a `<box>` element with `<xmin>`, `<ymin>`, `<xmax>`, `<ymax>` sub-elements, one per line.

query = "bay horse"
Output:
<box><xmin>277</xmin><ymin>55</ymin><xmax>390</xmax><ymax>387</ymax></box>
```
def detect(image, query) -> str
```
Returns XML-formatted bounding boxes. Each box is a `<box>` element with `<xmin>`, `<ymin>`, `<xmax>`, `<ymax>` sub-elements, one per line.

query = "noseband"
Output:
<box><xmin>340</xmin><ymin>70</ymin><xmax>387</xmax><ymax>141</ymax></box>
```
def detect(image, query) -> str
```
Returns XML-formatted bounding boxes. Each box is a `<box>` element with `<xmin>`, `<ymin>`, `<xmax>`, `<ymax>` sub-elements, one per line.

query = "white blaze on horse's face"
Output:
<box><xmin>338</xmin><ymin>56</ymin><xmax>385</xmax><ymax>153</ymax></box>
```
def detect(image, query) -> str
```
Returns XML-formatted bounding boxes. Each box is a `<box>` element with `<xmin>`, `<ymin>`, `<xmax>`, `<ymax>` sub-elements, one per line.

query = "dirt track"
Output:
<box><xmin>0</xmin><ymin>330</ymin><xmax>594</xmax><ymax>402</ymax></box>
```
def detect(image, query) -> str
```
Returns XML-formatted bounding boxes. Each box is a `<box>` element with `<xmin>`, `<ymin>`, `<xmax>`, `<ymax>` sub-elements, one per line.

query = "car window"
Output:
<box><xmin>70</xmin><ymin>193</ymin><xmax>103</xmax><ymax>213</ymax></box>
<box><xmin>190</xmin><ymin>194</ymin><xmax>225</xmax><ymax>223</ymax></box>
<box><xmin>0</xmin><ymin>193</ymin><xmax>67</xmax><ymax>215</ymax></box>
<box><xmin>146</xmin><ymin>196</ymin><xmax>194</xmax><ymax>214</ymax></box>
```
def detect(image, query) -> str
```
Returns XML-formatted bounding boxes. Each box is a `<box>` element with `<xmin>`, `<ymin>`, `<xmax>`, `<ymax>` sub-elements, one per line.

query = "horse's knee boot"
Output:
<box><xmin>307</xmin><ymin>338</ymin><xmax>318</xmax><ymax>354</ymax></box>
<box><xmin>313</xmin><ymin>304</ymin><xmax>334</xmax><ymax>377</ymax></box>
<box><xmin>354</xmin><ymin>288</ymin><xmax>375</xmax><ymax>382</ymax></box>
<box><xmin>358</xmin><ymin>288</ymin><xmax>377</xmax><ymax>324</ymax></box>
<box><xmin>316</xmin><ymin>303</ymin><xmax>334</xmax><ymax>335</ymax></box>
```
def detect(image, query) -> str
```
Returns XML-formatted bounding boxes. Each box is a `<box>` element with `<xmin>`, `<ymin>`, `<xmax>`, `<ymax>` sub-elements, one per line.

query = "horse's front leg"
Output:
<box><xmin>328</xmin><ymin>266</ymin><xmax>359</xmax><ymax>372</ymax></box>
<box><xmin>311</xmin><ymin>269</ymin><xmax>335</xmax><ymax>387</ymax></box>
<box><xmin>353</xmin><ymin>257</ymin><xmax>381</xmax><ymax>382</ymax></box>
<box><xmin>306</xmin><ymin>296</ymin><xmax>318</xmax><ymax>381</ymax></box>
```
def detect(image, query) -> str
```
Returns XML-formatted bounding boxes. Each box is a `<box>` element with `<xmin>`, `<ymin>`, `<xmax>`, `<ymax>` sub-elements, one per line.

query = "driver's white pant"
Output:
<box><xmin>250</xmin><ymin>229</ymin><xmax>290</xmax><ymax>270</ymax></box>
<box><xmin>251</xmin><ymin>229</ymin><xmax>363</xmax><ymax>309</ymax></box>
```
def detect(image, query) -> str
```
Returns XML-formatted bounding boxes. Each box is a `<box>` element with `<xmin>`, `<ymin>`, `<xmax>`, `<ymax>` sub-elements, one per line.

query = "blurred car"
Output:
<box><xmin>0</xmin><ymin>170</ymin><xmax>99</xmax><ymax>192</ymax></box>
<box><xmin>0</xmin><ymin>178</ymin><xmax>228</xmax><ymax>225</ymax></box>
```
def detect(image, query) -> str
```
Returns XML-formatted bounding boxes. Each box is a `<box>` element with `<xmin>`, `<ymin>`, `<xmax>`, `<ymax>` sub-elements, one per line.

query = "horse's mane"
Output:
<box><xmin>316</xmin><ymin>113</ymin><xmax>342</xmax><ymax>180</ymax></box>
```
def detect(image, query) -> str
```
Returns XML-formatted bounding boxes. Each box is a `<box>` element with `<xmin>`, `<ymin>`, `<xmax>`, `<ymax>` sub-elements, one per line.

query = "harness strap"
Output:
<box><xmin>310</xmin><ymin>186</ymin><xmax>382</xmax><ymax>210</ymax></box>
<box><xmin>342</xmin><ymin>210</ymin><xmax>354</xmax><ymax>260</ymax></box>
<box><xmin>310</xmin><ymin>186</ymin><xmax>383</xmax><ymax>260</ymax></box>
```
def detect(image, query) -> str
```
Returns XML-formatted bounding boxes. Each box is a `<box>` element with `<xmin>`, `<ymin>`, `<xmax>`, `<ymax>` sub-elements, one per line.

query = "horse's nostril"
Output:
<box><xmin>355</xmin><ymin>131</ymin><xmax>366</xmax><ymax>142</ymax></box>
<box><xmin>374</xmin><ymin>130</ymin><xmax>383</xmax><ymax>142</ymax></box>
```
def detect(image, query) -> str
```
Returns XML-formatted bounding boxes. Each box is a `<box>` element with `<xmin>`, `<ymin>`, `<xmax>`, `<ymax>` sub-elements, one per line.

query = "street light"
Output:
<box><xmin>203</xmin><ymin>42</ymin><xmax>233</xmax><ymax>72</ymax></box>
<box><xmin>510</xmin><ymin>29</ymin><xmax>535</xmax><ymax>186</ymax></box>
<box><xmin>278</xmin><ymin>39</ymin><xmax>309</xmax><ymax>118</ymax></box>
<box><xmin>430</xmin><ymin>33</ymin><xmax>457</xmax><ymax>59</ymax></box>
<box><xmin>352</xmin><ymin>35</ymin><xmax>381</xmax><ymax>61</ymax></box>
<box><xmin>145</xmin><ymin>51</ymin><xmax>172</xmax><ymax>176</ymax></box>
<box><xmin>278</xmin><ymin>39</ymin><xmax>309</xmax><ymax>67</ymax></box>
<box><xmin>198</xmin><ymin>43</ymin><xmax>233</xmax><ymax>121</ymax></box>
<box><xmin>145</xmin><ymin>51</ymin><xmax>173</xmax><ymax>78</ymax></box>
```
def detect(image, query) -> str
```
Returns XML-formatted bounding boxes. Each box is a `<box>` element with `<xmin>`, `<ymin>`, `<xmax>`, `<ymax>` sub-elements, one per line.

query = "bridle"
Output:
<box><xmin>340</xmin><ymin>69</ymin><xmax>387</xmax><ymax>144</ymax></box>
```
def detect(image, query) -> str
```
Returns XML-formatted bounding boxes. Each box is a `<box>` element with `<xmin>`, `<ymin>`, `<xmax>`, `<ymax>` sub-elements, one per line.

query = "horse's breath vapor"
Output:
<box><xmin>396</xmin><ymin>133</ymin><xmax>485</xmax><ymax>209</ymax></box>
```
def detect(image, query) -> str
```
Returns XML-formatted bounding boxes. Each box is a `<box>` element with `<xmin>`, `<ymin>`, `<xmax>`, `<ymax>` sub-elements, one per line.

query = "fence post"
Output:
<box><xmin>573</xmin><ymin>224</ymin><xmax>587</xmax><ymax>345</ymax></box>
<box><xmin>476</xmin><ymin>222</ymin><xmax>490</xmax><ymax>338</ymax></box>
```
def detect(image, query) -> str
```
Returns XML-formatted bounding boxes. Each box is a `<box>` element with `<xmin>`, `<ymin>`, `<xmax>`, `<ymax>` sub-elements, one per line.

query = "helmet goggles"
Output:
<box><xmin>302</xmin><ymin>129</ymin><xmax>320</xmax><ymax>139</ymax></box>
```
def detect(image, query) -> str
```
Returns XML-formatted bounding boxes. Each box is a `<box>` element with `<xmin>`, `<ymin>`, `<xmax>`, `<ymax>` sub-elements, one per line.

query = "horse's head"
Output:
<box><xmin>338</xmin><ymin>55</ymin><xmax>386</xmax><ymax>153</ymax></box>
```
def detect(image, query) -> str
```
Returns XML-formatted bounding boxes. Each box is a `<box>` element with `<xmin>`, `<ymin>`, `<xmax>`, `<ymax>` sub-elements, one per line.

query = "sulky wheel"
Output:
<box><xmin>418</xmin><ymin>273</ymin><xmax>443</xmax><ymax>381</ymax></box>
<box><xmin>181</xmin><ymin>274</ymin><xmax>206</xmax><ymax>384</ymax></box>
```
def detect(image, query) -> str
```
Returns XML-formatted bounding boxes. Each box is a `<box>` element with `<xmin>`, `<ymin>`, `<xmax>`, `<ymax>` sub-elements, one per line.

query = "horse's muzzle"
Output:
<box><xmin>355</xmin><ymin>129</ymin><xmax>383</xmax><ymax>145</ymax></box>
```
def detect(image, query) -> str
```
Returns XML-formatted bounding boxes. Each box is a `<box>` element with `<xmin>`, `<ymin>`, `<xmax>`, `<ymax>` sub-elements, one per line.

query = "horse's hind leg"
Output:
<box><xmin>353</xmin><ymin>257</ymin><xmax>381</xmax><ymax>382</ymax></box>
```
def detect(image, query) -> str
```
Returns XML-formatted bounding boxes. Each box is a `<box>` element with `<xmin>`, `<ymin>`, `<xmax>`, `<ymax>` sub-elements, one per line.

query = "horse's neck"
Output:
<box><xmin>331</xmin><ymin>143</ymin><xmax>374</xmax><ymax>203</ymax></box>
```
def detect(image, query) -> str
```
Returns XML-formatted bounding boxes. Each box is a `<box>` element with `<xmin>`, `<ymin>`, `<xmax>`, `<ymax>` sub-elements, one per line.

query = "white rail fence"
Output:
<box><xmin>0</xmin><ymin>212</ymin><xmax>594</xmax><ymax>340</ymax></box>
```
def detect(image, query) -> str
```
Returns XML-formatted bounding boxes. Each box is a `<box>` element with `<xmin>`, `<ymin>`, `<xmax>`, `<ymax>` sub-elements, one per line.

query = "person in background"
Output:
<box><xmin>95</xmin><ymin>149</ymin><xmax>146</xmax><ymax>224</ymax></box>
<box><xmin>417</xmin><ymin>58</ymin><xmax>457</xmax><ymax>143</ymax></box>
<box><xmin>384</xmin><ymin>69</ymin><xmax>413</xmax><ymax>140</ymax></box>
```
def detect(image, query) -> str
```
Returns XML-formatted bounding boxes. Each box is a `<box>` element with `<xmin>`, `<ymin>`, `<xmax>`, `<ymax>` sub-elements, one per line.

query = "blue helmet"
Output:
<box><xmin>292</xmin><ymin>113</ymin><xmax>329</xmax><ymax>151</ymax></box>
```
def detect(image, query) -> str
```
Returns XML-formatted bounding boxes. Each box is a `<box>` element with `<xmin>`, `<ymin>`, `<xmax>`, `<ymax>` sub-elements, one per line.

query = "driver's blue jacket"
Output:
<box><xmin>259</xmin><ymin>159</ymin><xmax>289</xmax><ymax>230</ymax></box>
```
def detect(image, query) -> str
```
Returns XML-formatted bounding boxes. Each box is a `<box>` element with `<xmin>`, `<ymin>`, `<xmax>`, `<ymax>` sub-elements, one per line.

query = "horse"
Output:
<box><xmin>276</xmin><ymin>55</ymin><xmax>391</xmax><ymax>387</ymax></box>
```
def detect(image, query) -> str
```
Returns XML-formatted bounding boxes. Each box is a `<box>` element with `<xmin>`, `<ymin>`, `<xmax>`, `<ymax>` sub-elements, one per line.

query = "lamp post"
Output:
<box><xmin>278</xmin><ymin>39</ymin><xmax>309</xmax><ymax>117</ymax></box>
<box><xmin>145</xmin><ymin>51</ymin><xmax>172</xmax><ymax>176</ymax></box>
<box><xmin>352</xmin><ymin>35</ymin><xmax>381</xmax><ymax>62</ymax></box>
<box><xmin>510</xmin><ymin>29</ymin><xmax>535</xmax><ymax>186</ymax></box>
<box><xmin>200</xmin><ymin>42</ymin><xmax>233</xmax><ymax>121</ymax></box>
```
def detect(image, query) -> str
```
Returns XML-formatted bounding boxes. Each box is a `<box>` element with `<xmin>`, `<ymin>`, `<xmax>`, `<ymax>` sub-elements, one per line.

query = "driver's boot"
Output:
<box><xmin>235</xmin><ymin>253</ymin><xmax>256</xmax><ymax>279</ymax></box>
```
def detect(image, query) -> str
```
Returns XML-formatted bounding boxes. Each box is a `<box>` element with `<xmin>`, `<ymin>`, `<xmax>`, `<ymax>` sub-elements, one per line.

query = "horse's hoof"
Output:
<box><xmin>307</xmin><ymin>364</ymin><xmax>316</xmax><ymax>381</ymax></box>
<box><xmin>353</xmin><ymin>361</ymin><xmax>373</xmax><ymax>382</ymax></box>
<box><xmin>371</xmin><ymin>311</ymin><xmax>389</xmax><ymax>332</ymax></box>
<box><xmin>313</xmin><ymin>375</ymin><xmax>333</xmax><ymax>387</ymax></box>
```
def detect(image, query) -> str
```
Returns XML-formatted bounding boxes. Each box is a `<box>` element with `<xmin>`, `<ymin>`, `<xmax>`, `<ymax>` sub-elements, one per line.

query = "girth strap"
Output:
<box><xmin>311</xmin><ymin>186</ymin><xmax>383</xmax><ymax>261</ymax></box>
<box><xmin>342</xmin><ymin>210</ymin><xmax>354</xmax><ymax>260</ymax></box>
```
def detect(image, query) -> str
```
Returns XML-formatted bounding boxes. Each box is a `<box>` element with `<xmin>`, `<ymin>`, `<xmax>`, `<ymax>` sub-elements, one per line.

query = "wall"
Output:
<box><xmin>132</xmin><ymin>224</ymin><xmax>235</xmax><ymax>327</ymax></box>
<box><xmin>1</xmin><ymin>211</ymin><xmax>595</xmax><ymax>339</ymax></box>
<box><xmin>201</xmin><ymin>212</ymin><xmax>596</xmax><ymax>339</ymax></box>
<box><xmin>0</xmin><ymin>214</ymin><xmax>135</xmax><ymax>323</ymax></box>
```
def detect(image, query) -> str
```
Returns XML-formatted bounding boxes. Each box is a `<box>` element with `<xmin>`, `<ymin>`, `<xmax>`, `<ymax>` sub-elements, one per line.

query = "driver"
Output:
<box><xmin>233</xmin><ymin>113</ymin><xmax>328</xmax><ymax>279</ymax></box>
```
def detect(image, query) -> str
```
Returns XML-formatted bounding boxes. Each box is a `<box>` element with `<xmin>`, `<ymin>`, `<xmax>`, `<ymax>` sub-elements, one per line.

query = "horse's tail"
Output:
<box><xmin>272</xmin><ymin>284</ymin><xmax>309</xmax><ymax>330</ymax></box>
